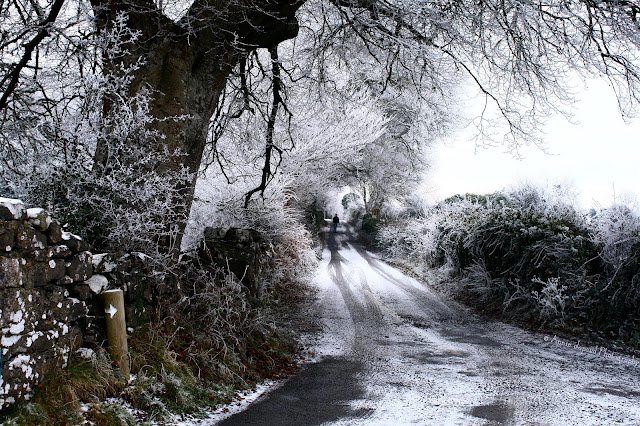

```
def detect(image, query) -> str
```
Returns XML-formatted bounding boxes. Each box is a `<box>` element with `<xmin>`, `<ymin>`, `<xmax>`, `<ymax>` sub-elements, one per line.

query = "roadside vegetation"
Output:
<box><xmin>0</xmin><ymin>194</ymin><xmax>317</xmax><ymax>424</ymax></box>
<box><xmin>1</xmin><ymin>260</ymin><xmax>310</xmax><ymax>425</ymax></box>
<box><xmin>378</xmin><ymin>185</ymin><xmax>640</xmax><ymax>348</ymax></box>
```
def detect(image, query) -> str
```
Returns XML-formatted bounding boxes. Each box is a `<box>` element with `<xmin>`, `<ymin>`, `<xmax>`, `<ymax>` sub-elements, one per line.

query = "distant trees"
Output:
<box><xmin>337</xmin><ymin>92</ymin><xmax>433</xmax><ymax>215</ymax></box>
<box><xmin>3</xmin><ymin>0</ymin><xmax>640</xmax><ymax>264</ymax></box>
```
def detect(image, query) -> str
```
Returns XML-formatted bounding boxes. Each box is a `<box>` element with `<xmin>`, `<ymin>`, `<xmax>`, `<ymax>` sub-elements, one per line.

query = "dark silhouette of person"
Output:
<box><xmin>332</xmin><ymin>214</ymin><xmax>339</xmax><ymax>233</ymax></box>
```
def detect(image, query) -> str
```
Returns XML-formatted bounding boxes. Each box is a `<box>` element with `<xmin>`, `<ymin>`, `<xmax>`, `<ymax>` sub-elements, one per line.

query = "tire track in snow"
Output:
<box><xmin>327</xmin><ymin>230</ymin><xmax>388</xmax><ymax>359</ymax></box>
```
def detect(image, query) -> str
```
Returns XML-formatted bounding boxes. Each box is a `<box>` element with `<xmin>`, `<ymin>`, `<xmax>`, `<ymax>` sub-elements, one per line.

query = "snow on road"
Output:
<box><xmin>216</xmin><ymin>227</ymin><xmax>640</xmax><ymax>425</ymax></box>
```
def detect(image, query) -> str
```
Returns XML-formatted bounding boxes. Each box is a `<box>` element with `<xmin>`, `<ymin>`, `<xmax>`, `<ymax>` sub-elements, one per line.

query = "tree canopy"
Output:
<box><xmin>2</xmin><ymin>0</ymin><xmax>640</xmax><ymax>258</ymax></box>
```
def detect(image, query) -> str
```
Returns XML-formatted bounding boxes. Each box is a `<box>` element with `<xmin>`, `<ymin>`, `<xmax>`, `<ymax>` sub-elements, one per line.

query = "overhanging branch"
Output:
<box><xmin>244</xmin><ymin>46</ymin><xmax>283</xmax><ymax>208</ymax></box>
<box><xmin>0</xmin><ymin>0</ymin><xmax>66</xmax><ymax>111</ymax></box>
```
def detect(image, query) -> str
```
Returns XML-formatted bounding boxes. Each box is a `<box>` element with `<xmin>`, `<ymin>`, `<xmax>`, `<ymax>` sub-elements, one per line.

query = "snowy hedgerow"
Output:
<box><xmin>585</xmin><ymin>203</ymin><xmax>640</xmax><ymax>342</ymax></box>
<box><xmin>184</xmin><ymin>171</ymin><xmax>318</xmax><ymax>292</ymax></box>
<box><xmin>380</xmin><ymin>185</ymin><xmax>640</xmax><ymax>342</ymax></box>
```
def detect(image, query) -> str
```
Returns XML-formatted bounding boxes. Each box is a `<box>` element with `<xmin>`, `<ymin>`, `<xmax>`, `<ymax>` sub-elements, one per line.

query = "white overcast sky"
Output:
<box><xmin>427</xmin><ymin>78</ymin><xmax>640</xmax><ymax>210</ymax></box>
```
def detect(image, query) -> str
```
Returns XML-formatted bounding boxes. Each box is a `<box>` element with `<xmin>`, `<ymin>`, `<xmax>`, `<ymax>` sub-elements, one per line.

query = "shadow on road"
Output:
<box><xmin>219</xmin><ymin>355</ymin><xmax>368</xmax><ymax>426</ymax></box>
<box><xmin>219</xmin><ymin>228</ymin><xmax>370</xmax><ymax>426</ymax></box>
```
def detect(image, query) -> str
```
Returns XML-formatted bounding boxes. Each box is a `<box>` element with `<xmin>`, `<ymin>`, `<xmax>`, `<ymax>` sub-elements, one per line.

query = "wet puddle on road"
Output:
<box><xmin>469</xmin><ymin>400</ymin><xmax>515</xmax><ymax>423</ymax></box>
<box><xmin>437</xmin><ymin>325</ymin><xmax>503</xmax><ymax>347</ymax></box>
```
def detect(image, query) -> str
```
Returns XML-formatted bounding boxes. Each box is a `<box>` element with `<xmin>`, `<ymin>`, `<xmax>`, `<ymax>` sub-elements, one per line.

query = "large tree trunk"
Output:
<box><xmin>90</xmin><ymin>0</ymin><xmax>303</xmax><ymax>257</ymax></box>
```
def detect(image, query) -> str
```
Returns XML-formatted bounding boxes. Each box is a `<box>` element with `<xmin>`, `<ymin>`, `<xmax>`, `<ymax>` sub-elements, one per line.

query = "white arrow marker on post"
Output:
<box><xmin>105</xmin><ymin>304</ymin><xmax>118</xmax><ymax>319</ymax></box>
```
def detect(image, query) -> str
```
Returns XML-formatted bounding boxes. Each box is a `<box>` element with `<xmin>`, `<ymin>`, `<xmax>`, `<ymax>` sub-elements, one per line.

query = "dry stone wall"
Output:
<box><xmin>200</xmin><ymin>227</ymin><xmax>273</xmax><ymax>295</ymax></box>
<box><xmin>0</xmin><ymin>198</ymin><xmax>96</xmax><ymax>409</ymax></box>
<box><xmin>1</xmin><ymin>202</ymin><xmax>265</xmax><ymax>410</ymax></box>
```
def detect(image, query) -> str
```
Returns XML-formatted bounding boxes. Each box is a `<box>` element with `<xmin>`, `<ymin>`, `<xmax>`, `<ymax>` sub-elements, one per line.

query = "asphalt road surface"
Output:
<box><xmin>218</xmin><ymin>227</ymin><xmax>640</xmax><ymax>425</ymax></box>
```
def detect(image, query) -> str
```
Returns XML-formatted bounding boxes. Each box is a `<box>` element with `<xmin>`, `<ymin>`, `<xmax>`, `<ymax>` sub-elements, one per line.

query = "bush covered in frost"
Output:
<box><xmin>379</xmin><ymin>185</ymin><xmax>640</xmax><ymax>345</ymax></box>
<box><xmin>184</xmin><ymin>173</ymin><xmax>319</xmax><ymax>292</ymax></box>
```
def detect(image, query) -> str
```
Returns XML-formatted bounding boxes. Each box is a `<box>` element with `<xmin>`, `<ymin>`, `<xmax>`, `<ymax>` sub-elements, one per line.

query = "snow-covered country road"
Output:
<box><xmin>219</xmin><ymin>227</ymin><xmax>640</xmax><ymax>425</ymax></box>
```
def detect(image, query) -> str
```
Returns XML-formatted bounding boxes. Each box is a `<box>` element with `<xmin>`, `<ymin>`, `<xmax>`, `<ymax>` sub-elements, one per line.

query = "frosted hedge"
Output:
<box><xmin>379</xmin><ymin>187</ymin><xmax>640</xmax><ymax>345</ymax></box>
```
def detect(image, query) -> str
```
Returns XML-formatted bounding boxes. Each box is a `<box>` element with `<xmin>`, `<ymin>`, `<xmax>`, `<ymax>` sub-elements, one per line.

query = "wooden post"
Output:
<box><xmin>103</xmin><ymin>289</ymin><xmax>130</xmax><ymax>380</ymax></box>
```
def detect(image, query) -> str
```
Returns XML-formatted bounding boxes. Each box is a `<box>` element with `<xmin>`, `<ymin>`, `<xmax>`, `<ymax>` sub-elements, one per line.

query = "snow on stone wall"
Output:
<box><xmin>0</xmin><ymin>198</ymin><xmax>95</xmax><ymax>409</ymax></box>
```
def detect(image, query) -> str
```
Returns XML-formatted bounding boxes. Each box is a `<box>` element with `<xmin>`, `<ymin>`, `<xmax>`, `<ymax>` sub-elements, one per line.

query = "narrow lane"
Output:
<box><xmin>220</xmin><ymin>227</ymin><xmax>640</xmax><ymax>425</ymax></box>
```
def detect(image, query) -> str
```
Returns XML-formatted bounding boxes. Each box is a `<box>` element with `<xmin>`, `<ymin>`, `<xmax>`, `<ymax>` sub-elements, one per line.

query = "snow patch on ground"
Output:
<box><xmin>92</xmin><ymin>253</ymin><xmax>117</xmax><ymax>273</ymax></box>
<box><xmin>26</xmin><ymin>207</ymin><xmax>51</xmax><ymax>229</ymax></box>
<box><xmin>168</xmin><ymin>381</ymin><xmax>284</xmax><ymax>425</ymax></box>
<box><xmin>26</xmin><ymin>207</ymin><xmax>44</xmax><ymax>218</ymax></box>
<box><xmin>61</xmin><ymin>231</ymin><xmax>82</xmax><ymax>241</ymax></box>
<box><xmin>305</xmin><ymin>247</ymin><xmax>355</xmax><ymax>360</ymax></box>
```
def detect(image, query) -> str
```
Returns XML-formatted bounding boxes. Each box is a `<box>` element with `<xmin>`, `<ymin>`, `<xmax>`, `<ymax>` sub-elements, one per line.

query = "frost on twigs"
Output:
<box><xmin>0</xmin><ymin>11</ymin><xmax>191</xmax><ymax>284</ymax></box>
<box><xmin>531</xmin><ymin>277</ymin><xmax>568</xmax><ymax>322</ymax></box>
<box><xmin>15</xmin><ymin>20</ymin><xmax>194</xmax><ymax>279</ymax></box>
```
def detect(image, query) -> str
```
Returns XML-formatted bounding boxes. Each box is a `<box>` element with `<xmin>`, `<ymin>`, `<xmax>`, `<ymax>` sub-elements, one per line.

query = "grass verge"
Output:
<box><xmin>0</xmin><ymin>280</ymin><xmax>303</xmax><ymax>425</ymax></box>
